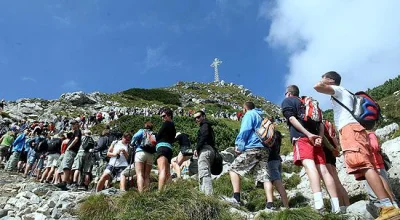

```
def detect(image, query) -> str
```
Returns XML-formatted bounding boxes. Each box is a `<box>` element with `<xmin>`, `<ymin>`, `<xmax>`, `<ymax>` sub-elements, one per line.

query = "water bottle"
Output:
<box><xmin>182</xmin><ymin>167</ymin><xmax>189</xmax><ymax>179</ymax></box>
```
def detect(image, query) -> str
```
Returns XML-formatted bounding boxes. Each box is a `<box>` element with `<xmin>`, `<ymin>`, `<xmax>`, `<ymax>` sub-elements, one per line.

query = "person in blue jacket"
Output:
<box><xmin>227</xmin><ymin>102</ymin><xmax>271</xmax><ymax>208</ymax></box>
<box><xmin>5</xmin><ymin>129</ymin><xmax>29</xmax><ymax>171</ymax></box>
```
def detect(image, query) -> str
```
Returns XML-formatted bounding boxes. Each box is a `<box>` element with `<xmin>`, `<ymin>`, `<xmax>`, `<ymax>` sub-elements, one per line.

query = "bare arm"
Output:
<box><xmin>106</xmin><ymin>142</ymin><xmax>118</xmax><ymax>157</ymax></box>
<box><xmin>289</xmin><ymin>116</ymin><xmax>320</xmax><ymax>145</ymax></box>
<box><xmin>314</xmin><ymin>81</ymin><xmax>335</xmax><ymax>95</ymax></box>
<box><xmin>66</xmin><ymin>137</ymin><xmax>79</xmax><ymax>150</ymax></box>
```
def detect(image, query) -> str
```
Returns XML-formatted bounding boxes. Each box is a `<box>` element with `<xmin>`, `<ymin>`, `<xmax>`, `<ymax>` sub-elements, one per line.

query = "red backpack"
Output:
<box><xmin>323</xmin><ymin>120</ymin><xmax>341</xmax><ymax>156</ymax></box>
<box><xmin>299</xmin><ymin>96</ymin><xmax>323</xmax><ymax>123</ymax></box>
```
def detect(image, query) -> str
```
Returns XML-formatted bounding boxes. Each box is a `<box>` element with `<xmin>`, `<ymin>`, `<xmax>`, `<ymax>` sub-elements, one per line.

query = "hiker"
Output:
<box><xmin>156</xmin><ymin>108</ymin><xmax>176</xmax><ymax>191</ymax></box>
<box><xmin>322</xmin><ymin>120</ymin><xmax>350</xmax><ymax>212</ymax></box>
<box><xmin>193</xmin><ymin>110</ymin><xmax>216</xmax><ymax>195</ymax></box>
<box><xmin>0</xmin><ymin>99</ymin><xmax>5</xmax><ymax>112</ymax></box>
<box><xmin>96</xmin><ymin>132</ymin><xmax>131</xmax><ymax>192</ymax></box>
<box><xmin>5</xmin><ymin>129</ymin><xmax>28</xmax><ymax>172</ymax></box>
<box><xmin>70</xmin><ymin>130</ymin><xmax>95</xmax><ymax>190</ymax></box>
<box><xmin>40</xmin><ymin>134</ymin><xmax>62</xmax><ymax>183</ymax></box>
<box><xmin>56</xmin><ymin>120</ymin><xmax>82</xmax><ymax>190</ymax></box>
<box><xmin>265</xmin><ymin>130</ymin><xmax>289</xmax><ymax>210</ymax></box>
<box><xmin>131</xmin><ymin>122</ymin><xmax>155</xmax><ymax>193</ymax></box>
<box><xmin>227</xmin><ymin>102</ymin><xmax>271</xmax><ymax>206</ymax></box>
<box><xmin>54</xmin><ymin>132</ymin><xmax>72</xmax><ymax>185</ymax></box>
<box><xmin>93</xmin><ymin>129</ymin><xmax>111</xmax><ymax>182</ymax></box>
<box><xmin>171</xmin><ymin>132</ymin><xmax>193</xmax><ymax>179</ymax></box>
<box><xmin>24</xmin><ymin>131</ymin><xmax>48</xmax><ymax>180</ymax></box>
<box><xmin>314</xmin><ymin>71</ymin><xmax>400</xmax><ymax>219</ymax></box>
<box><xmin>281</xmin><ymin>86</ymin><xmax>340</xmax><ymax>213</ymax></box>
<box><xmin>0</xmin><ymin>130</ymin><xmax>15</xmax><ymax>164</ymax></box>
<box><xmin>365</xmin><ymin>130</ymin><xmax>399</xmax><ymax>216</ymax></box>
<box><xmin>17</xmin><ymin>133</ymin><xmax>32</xmax><ymax>173</ymax></box>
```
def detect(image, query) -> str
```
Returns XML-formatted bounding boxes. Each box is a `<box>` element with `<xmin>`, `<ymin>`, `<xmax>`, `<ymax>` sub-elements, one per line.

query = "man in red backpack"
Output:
<box><xmin>314</xmin><ymin>71</ymin><xmax>400</xmax><ymax>219</ymax></box>
<box><xmin>281</xmin><ymin>85</ymin><xmax>340</xmax><ymax>213</ymax></box>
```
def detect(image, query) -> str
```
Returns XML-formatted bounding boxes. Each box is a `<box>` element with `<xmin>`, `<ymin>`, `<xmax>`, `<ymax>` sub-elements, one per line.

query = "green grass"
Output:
<box><xmin>282</xmin><ymin>173</ymin><xmax>301</xmax><ymax>190</ymax></box>
<box><xmin>79</xmin><ymin>179</ymin><xmax>245</xmax><ymax>220</ymax></box>
<box><xmin>256</xmin><ymin>207</ymin><xmax>347</xmax><ymax>220</ymax></box>
<box><xmin>122</xmin><ymin>88</ymin><xmax>181</xmax><ymax>106</ymax></box>
<box><xmin>282</xmin><ymin>162</ymin><xmax>302</xmax><ymax>174</ymax></box>
<box><xmin>275</xmin><ymin>124</ymin><xmax>292</xmax><ymax>156</ymax></box>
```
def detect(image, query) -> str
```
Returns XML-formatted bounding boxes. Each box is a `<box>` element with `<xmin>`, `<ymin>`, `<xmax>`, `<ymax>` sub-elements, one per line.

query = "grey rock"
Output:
<box><xmin>0</xmin><ymin>210</ymin><xmax>7</xmax><ymax>218</ymax></box>
<box><xmin>36</xmin><ymin>205</ymin><xmax>52</xmax><ymax>215</ymax></box>
<box><xmin>0</xmin><ymin>196</ymin><xmax>8</xmax><ymax>209</ymax></box>
<box><xmin>375</xmin><ymin>123</ymin><xmax>399</xmax><ymax>140</ymax></box>
<box><xmin>220</xmin><ymin>151</ymin><xmax>235</xmax><ymax>163</ymax></box>
<box><xmin>21</xmin><ymin>212</ymin><xmax>47</xmax><ymax>220</ymax></box>
<box><xmin>16</xmin><ymin>191</ymin><xmax>41</xmax><ymax>204</ymax></box>
<box><xmin>346</xmin><ymin>200</ymin><xmax>374</xmax><ymax>220</ymax></box>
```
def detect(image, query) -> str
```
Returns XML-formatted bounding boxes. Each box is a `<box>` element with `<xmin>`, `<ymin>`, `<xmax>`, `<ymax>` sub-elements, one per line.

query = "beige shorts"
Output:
<box><xmin>46</xmin><ymin>153</ymin><xmax>60</xmax><ymax>168</ymax></box>
<box><xmin>135</xmin><ymin>151</ymin><xmax>154</xmax><ymax>165</ymax></box>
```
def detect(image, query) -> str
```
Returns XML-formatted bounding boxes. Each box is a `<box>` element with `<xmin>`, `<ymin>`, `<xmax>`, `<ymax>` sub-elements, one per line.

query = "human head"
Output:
<box><xmin>70</xmin><ymin>120</ymin><xmax>79</xmax><ymax>130</ymax></box>
<box><xmin>122</xmin><ymin>131</ymin><xmax>132</xmax><ymax>144</ymax></box>
<box><xmin>285</xmin><ymin>85</ymin><xmax>300</xmax><ymax>97</ymax></box>
<box><xmin>144</xmin><ymin>121</ymin><xmax>153</xmax><ymax>130</ymax></box>
<box><xmin>194</xmin><ymin>110</ymin><xmax>206</xmax><ymax>124</ymax></box>
<box><xmin>160</xmin><ymin>108</ymin><xmax>173</xmax><ymax>121</ymax></box>
<box><xmin>321</xmin><ymin>71</ymin><xmax>341</xmax><ymax>86</ymax></box>
<box><xmin>243</xmin><ymin>101</ymin><xmax>255</xmax><ymax>113</ymax></box>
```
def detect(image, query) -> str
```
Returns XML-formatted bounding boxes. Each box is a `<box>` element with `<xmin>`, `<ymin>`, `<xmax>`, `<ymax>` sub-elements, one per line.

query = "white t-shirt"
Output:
<box><xmin>331</xmin><ymin>85</ymin><xmax>358</xmax><ymax>131</ymax></box>
<box><xmin>108</xmin><ymin>140</ymin><xmax>128</xmax><ymax>167</ymax></box>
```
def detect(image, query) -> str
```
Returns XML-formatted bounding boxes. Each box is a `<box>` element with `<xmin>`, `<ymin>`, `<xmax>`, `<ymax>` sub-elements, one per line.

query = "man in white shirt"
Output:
<box><xmin>96</xmin><ymin>132</ymin><xmax>131</xmax><ymax>192</ymax></box>
<box><xmin>314</xmin><ymin>71</ymin><xmax>400</xmax><ymax>219</ymax></box>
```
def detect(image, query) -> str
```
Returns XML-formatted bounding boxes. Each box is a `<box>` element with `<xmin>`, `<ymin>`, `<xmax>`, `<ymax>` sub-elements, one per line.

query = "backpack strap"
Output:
<box><xmin>331</xmin><ymin>96</ymin><xmax>357</xmax><ymax>121</ymax></box>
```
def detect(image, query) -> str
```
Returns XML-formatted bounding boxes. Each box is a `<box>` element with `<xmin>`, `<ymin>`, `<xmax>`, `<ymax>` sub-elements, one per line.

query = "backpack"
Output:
<box><xmin>323</xmin><ymin>120</ymin><xmax>341</xmax><ymax>156</ymax></box>
<box><xmin>255</xmin><ymin>117</ymin><xmax>276</xmax><ymax>147</ymax></box>
<box><xmin>332</xmin><ymin>91</ymin><xmax>381</xmax><ymax>130</ymax></box>
<box><xmin>211</xmin><ymin>149</ymin><xmax>223</xmax><ymax>175</ymax></box>
<box><xmin>35</xmin><ymin>137</ymin><xmax>48</xmax><ymax>153</ymax></box>
<box><xmin>299</xmin><ymin>96</ymin><xmax>323</xmax><ymax>123</ymax></box>
<box><xmin>82</xmin><ymin>136</ymin><xmax>95</xmax><ymax>151</ymax></box>
<box><xmin>140</xmin><ymin>129</ymin><xmax>157</xmax><ymax>154</ymax></box>
<box><xmin>47</xmin><ymin>138</ymin><xmax>61</xmax><ymax>154</ymax></box>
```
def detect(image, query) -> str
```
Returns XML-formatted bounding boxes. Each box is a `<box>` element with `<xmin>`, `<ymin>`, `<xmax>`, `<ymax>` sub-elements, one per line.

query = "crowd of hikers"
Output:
<box><xmin>0</xmin><ymin>71</ymin><xmax>399</xmax><ymax>219</ymax></box>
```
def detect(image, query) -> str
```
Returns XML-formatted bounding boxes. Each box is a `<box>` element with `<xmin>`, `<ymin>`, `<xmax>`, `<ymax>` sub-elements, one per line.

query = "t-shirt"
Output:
<box><xmin>331</xmin><ymin>86</ymin><xmax>358</xmax><ymax>131</ymax></box>
<box><xmin>67</xmin><ymin>129</ymin><xmax>82</xmax><ymax>153</ymax></box>
<box><xmin>0</xmin><ymin>132</ymin><xmax>14</xmax><ymax>146</ymax></box>
<box><xmin>61</xmin><ymin>139</ymin><xmax>69</xmax><ymax>154</ymax></box>
<box><xmin>281</xmin><ymin>97</ymin><xmax>319</xmax><ymax>140</ymax></box>
<box><xmin>156</xmin><ymin>121</ymin><xmax>176</xmax><ymax>145</ymax></box>
<box><xmin>108</xmin><ymin>140</ymin><xmax>128</xmax><ymax>167</ymax></box>
<box><xmin>268</xmin><ymin>131</ymin><xmax>282</xmax><ymax>162</ymax></box>
<box><xmin>176</xmin><ymin>133</ymin><xmax>191</xmax><ymax>147</ymax></box>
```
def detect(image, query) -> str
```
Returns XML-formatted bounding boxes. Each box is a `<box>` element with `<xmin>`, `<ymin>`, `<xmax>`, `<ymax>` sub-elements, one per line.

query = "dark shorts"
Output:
<box><xmin>180</xmin><ymin>146</ymin><xmax>194</xmax><ymax>157</ymax></box>
<box><xmin>156</xmin><ymin>147</ymin><xmax>173</xmax><ymax>164</ymax></box>
<box><xmin>323</xmin><ymin>147</ymin><xmax>336</xmax><ymax>166</ymax></box>
<box><xmin>19</xmin><ymin>151</ymin><xmax>28</xmax><ymax>162</ymax></box>
<box><xmin>105</xmin><ymin>164</ymin><xmax>127</xmax><ymax>180</ymax></box>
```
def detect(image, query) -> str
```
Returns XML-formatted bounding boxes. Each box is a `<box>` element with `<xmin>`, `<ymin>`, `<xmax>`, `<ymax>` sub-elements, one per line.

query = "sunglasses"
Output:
<box><xmin>285</xmin><ymin>91</ymin><xmax>290</xmax><ymax>96</ymax></box>
<box><xmin>161</xmin><ymin>114</ymin><xmax>167</xmax><ymax>118</ymax></box>
<box><xmin>194</xmin><ymin>115</ymin><xmax>201</xmax><ymax>119</ymax></box>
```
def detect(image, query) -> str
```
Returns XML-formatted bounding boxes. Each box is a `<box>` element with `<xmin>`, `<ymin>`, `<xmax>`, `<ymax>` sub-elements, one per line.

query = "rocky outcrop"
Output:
<box><xmin>375</xmin><ymin>123</ymin><xmax>399</xmax><ymax>141</ymax></box>
<box><xmin>59</xmin><ymin>91</ymin><xmax>98</xmax><ymax>106</ymax></box>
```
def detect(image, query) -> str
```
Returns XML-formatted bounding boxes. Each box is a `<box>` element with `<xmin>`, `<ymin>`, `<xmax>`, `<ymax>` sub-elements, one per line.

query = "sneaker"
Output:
<box><xmin>376</xmin><ymin>207</ymin><xmax>400</xmax><ymax>220</ymax></box>
<box><xmin>265</xmin><ymin>202</ymin><xmax>277</xmax><ymax>211</ymax></box>
<box><xmin>54</xmin><ymin>182</ymin><xmax>68</xmax><ymax>191</ymax></box>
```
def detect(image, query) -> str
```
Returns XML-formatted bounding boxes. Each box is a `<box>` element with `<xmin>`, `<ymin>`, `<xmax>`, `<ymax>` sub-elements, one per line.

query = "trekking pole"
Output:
<box><xmin>127</xmin><ymin>145</ymin><xmax>135</xmax><ymax>190</ymax></box>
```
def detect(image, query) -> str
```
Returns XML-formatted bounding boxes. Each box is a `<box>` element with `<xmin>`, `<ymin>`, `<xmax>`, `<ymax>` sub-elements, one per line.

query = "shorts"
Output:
<box><xmin>156</xmin><ymin>147</ymin><xmax>173</xmax><ymax>164</ymax></box>
<box><xmin>27</xmin><ymin>151</ymin><xmax>44</xmax><ymax>169</ymax></box>
<box><xmin>135</xmin><ymin>151</ymin><xmax>154</xmax><ymax>165</ymax></box>
<box><xmin>230</xmin><ymin>148</ymin><xmax>270</xmax><ymax>183</ymax></box>
<box><xmin>267</xmin><ymin>160</ymin><xmax>282</xmax><ymax>181</ymax></box>
<box><xmin>46</xmin><ymin>153</ymin><xmax>60</xmax><ymax>168</ymax></box>
<box><xmin>104</xmin><ymin>164</ymin><xmax>127</xmax><ymax>180</ymax></box>
<box><xmin>19</xmin><ymin>151</ymin><xmax>28</xmax><ymax>162</ymax></box>
<box><xmin>323</xmin><ymin>147</ymin><xmax>336</xmax><ymax>167</ymax></box>
<box><xmin>57</xmin><ymin>154</ymin><xmax>64</xmax><ymax>173</ymax></box>
<box><xmin>60</xmin><ymin>150</ymin><xmax>77</xmax><ymax>170</ymax></box>
<box><xmin>121</xmin><ymin>164</ymin><xmax>136</xmax><ymax>177</ymax></box>
<box><xmin>72</xmin><ymin>151</ymin><xmax>93</xmax><ymax>173</ymax></box>
<box><xmin>0</xmin><ymin>145</ymin><xmax>10</xmax><ymax>157</ymax></box>
<box><xmin>180</xmin><ymin>146</ymin><xmax>194</xmax><ymax>156</ymax></box>
<box><xmin>339</xmin><ymin>123</ymin><xmax>375</xmax><ymax>180</ymax></box>
<box><xmin>293</xmin><ymin>137</ymin><xmax>326</xmax><ymax>166</ymax></box>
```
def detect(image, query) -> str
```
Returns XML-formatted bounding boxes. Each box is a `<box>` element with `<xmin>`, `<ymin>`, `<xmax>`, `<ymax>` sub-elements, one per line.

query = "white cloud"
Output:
<box><xmin>21</xmin><ymin>77</ymin><xmax>37</xmax><ymax>83</ymax></box>
<box><xmin>141</xmin><ymin>45</ymin><xmax>183</xmax><ymax>74</ymax></box>
<box><xmin>62</xmin><ymin>80</ymin><xmax>80</xmax><ymax>91</ymax></box>
<box><xmin>262</xmin><ymin>0</ymin><xmax>400</xmax><ymax>109</ymax></box>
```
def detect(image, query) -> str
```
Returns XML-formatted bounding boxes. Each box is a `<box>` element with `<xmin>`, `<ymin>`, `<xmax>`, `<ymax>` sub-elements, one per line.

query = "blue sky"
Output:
<box><xmin>1</xmin><ymin>1</ymin><xmax>399</xmax><ymax>109</ymax></box>
<box><xmin>0</xmin><ymin>0</ymin><xmax>287</xmax><ymax>105</ymax></box>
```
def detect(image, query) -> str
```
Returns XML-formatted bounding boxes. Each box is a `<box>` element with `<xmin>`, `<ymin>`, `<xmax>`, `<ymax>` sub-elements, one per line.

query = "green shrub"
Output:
<box><xmin>283</xmin><ymin>173</ymin><xmax>301</xmax><ymax>190</ymax></box>
<box><xmin>256</xmin><ymin>207</ymin><xmax>346</xmax><ymax>220</ymax></box>
<box><xmin>282</xmin><ymin>162</ymin><xmax>302</xmax><ymax>174</ymax></box>
<box><xmin>122</xmin><ymin>88</ymin><xmax>181</xmax><ymax>106</ymax></box>
<box><xmin>288</xmin><ymin>192</ymin><xmax>310</xmax><ymax>208</ymax></box>
<box><xmin>79</xmin><ymin>179</ymin><xmax>242</xmax><ymax>220</ymax></box>
<box><xmin>0</xmin><ymin>111</ymin><xmax>10</xmax><ymax>118</ymax></box>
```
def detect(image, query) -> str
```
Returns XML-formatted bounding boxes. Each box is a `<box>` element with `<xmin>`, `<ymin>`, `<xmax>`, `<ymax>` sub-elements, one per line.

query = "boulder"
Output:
<box><xmin>21</xmin><ymin>212</ymin><xmax>47</xmax><ymax>220</ymax></box>
<box><xmin>59</xmin><ymin>91</ymin><xmax>97</xmax><ymax>106</ymax></box>
<box><xmin>346</xmin><ymin>200</ymin><xmax>374</xmax><ymax>220</ymax></box>
<box><xmin>375</xmin><ymin>123</ymin><xmax>399</xmax><ymax>141</ymax></box>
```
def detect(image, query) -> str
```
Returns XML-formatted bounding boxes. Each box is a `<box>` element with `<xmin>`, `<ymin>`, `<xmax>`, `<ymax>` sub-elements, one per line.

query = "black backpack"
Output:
<box><xmin>35</xmin><ymin>137</ymin><xmax>48</xmax><ymax>153</ymax></box>
<box><xmin>82</xmin><ymin>136</ymin><xmax>95</xmax><ymax>151</ymax></box>
<box><xmin>211</xmin><ymin>148</ymin><xmax>223</xmax><ymax>175</ymax></box>
<box><xmin>47</xmin><ymin>138</ymin><xmax>61</xmax><ymax>154</ymax></box>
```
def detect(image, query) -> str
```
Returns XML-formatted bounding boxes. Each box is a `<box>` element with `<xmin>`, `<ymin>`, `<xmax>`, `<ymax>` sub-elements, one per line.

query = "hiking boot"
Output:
<box><xmin>376</xmin><ymin>207</ymin><xmax>400</xmax><ymax>220</ymax></box>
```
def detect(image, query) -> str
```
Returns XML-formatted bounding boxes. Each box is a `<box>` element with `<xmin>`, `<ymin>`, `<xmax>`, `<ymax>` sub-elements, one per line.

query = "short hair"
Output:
<box><xmin>322</xmin><ymin>71</ymin><xmax>341</xmax><ymax>85</ymax></box>
<box><xmin>244</xmin><ymin>101</ymin><xmax>255</xmax><ymax>110</ymax></box>
<box><xmin>195</xmin><ymin>110</ymin><xmax>205</xmax><ymax>117</ymax></box>
<box><xmin>144</xmin><ymin>121</ymin><xmax>153</xmax><ymax>130</ymax></box>
<box><xmin>161</xmin><ymin>108</ymin><xmax>173</xmax><ymax>119</ymax></box>
<box><xmin>122</xmin><ymin>131</ymin><xmax>132</xmax><ymax>139</ymax></box>
<box><xmin>287</xmin><ymin>85</ymin><xmax>300</xmax><ymax>97</ymax></box>
<box><xmin>102</xmin><ymin>129</ymin><xmax>110</xmax><ymax>136</ymax></box>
